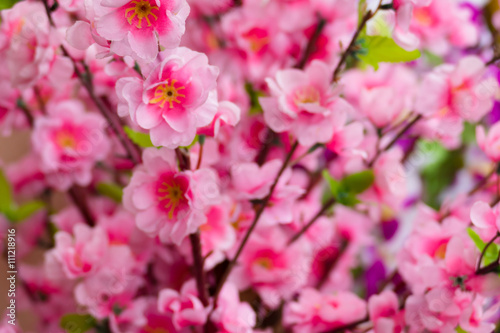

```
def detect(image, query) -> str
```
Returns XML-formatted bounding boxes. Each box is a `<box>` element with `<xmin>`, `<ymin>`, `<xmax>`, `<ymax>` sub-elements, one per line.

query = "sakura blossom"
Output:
<box><xmin>1</xmin><ymin>0</ymin><xmax>500</xmax><ymax>332</ymax></box>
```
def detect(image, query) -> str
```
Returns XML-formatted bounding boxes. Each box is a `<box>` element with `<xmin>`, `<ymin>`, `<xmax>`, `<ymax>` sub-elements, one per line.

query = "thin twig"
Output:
<box><xmin>288</xmin><ymin>197</ymin><xmax>336</xmax><ymax>245</ymax></box>
<box><xmin>486</xmin><ymin>54</ymin><xmax>500</xmax><ymax>66</ymax></box>
<box><xmin>476</xmin><ymin>232</ymin><xmax>500</xmax><ymax>273</ymax></box>
<box><xmin>189</xmin><ymin>232</ymin><xmax>210</xmax><ymax>306</ymax></box>
<box><xmin>213</xmin><ymin>141</ymin><xmax>299</xmax><ymax>305</ymax></box>
<box><xmin>295</xmin><ymin>16</ymin><xmax>327</xmax><ymax>70</ymax></box>
<box><xmin>332</xmin><ymin>1</ymin><xmax>382</xmax><ymax>82</ymax></box>
<box><xmin>68</xmin><ymin>187</ymin><xmax>94</xmax><ymax>227</ymax></box>
<box><xmin>367</xmin><ymin>114</ymin><xmax>422</xmax><ymax>168</ymax></box>
<box><xmin>41</xmin><ymin>0</ymin><xmax>142</xmax><ymax>165</ymax></box>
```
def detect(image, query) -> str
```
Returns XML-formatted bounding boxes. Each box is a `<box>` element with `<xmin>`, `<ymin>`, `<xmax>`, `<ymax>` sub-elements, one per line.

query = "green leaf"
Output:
<box><xmin>461</xmin><ymin>122</ymin><xmax>476</xmax><ymax>144</ymax></box>
<box><xmin>322</xmin><ymin>170</ymin><xmax>364</xmax><ymax>207</ymax></box>
<box><xmin>6</xmin><ymin>201</ymin><xmax>45</xmax><ymax>223</ymax></box>
<box><xmin>0</xmin><ymin>169</ymin><xmax>13</xmax><ymax>213</ymax></box>
<box><xmin>123</xmin><ymin>126</ymin><xmax>154</xmax><ymax>148</ymax></box>
<box><xmin>96</xmin><ymin>183</ymin><xmax>123</xmax><ymax>203</ymax></box>
<box><xmin>323</xmin><ymin>170</ymin><xmax>341</xmax><ymax>195</ymax></box>
<box><xmin>467</xmin><ymin>228</ymin><xmax>500</xmax><ymax>266</ymax></box>
<box><xmin>341</xmin><ymin>170</ymin><xmax>374</xmax><ymax>194</ymax></box>
<box><xmin>0</xmin><ymin>0</ymin><xmax>18</xmax><ymax>10</ymax></box>
<box><xmin>358</xmin><ymin>0</ymin><xmax>367</xmax><ymax>27</ymax></box>
<box><xmin>60</xmin><ymin>314</ymin><xmax>97</xmax><ymax>333</ymax></box>
<box><xmin>424</xmin><ymin>50</ymin><xmax>444</xmax><ymax>66</ymax></box>
<box><xmin>456</xmin><ymin>325</ymin><xmax>468</xmax><ymax>333</ymax></box>
<box><xmin>420</xmin><ymin>141</ymin><xmax>464</xmax><ymax>209</ymax></box>
<box><xmin>358</xmin><ymin>36</ymin><xmax>421</xmax><ymax>70</ymax></box>
<box><xmin>245</xmin><ymin>83</ymin><xmax>265</xmax><ymax>115</ymax></box>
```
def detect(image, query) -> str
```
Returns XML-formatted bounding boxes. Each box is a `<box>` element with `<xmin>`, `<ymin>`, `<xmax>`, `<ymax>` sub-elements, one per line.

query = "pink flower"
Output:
<box><xmin>211</xmin><ymin>283</ymin><xmax>256</xmax><ymax>333</ymax></box>
<box><xmin>476</xmin><ymin>122</ymin><xmax>500</xmax><ymax>162</ymax></box>
<box><xmin>259</xmin><ymin>60</ymin><xmax>353</xmax><ymax>146</ymax></box>
<box><xmin>395</xmin><ymin>0</ymin><xmax>478</xmax><ymax>54</ymax></box>
<box><xmin>116</xmin><ymin>47</ymin><xmax>219</xmax><ymax>148</ymax></box>
<box><xmin>230</xmin><ymin>159</ymin><xmax>282</xmax><ymax>200</ymax></box>
<box><xmin>46</xmin><ymin>224</ymin><xmax>108</xmax><ymax>279</ymax></box>
<box><xmin>95</xmin><ymin>0</ymin><xmax>190</xmax><ymax>61</ymax></box>
<box><xmin>158</xmin><ymin>281</ymin><xmax>208</xmax><ymax>330</ymax></box>
<box><xmin>32</xmin><ymin>100</ymin><xmax>110</xmax><ymax>190</ymax></box>
<box><xmin>415</xmin><ymin>56</ymin><xmax>498</xmax><ymax>122</ymax></box>
<box><xmin>230</xmin><ymin>227</ymin><xmax>310</xmax><ymax>307</ymax></box>
<box><xmin>368</xmin><ymin>291</ymin><xmax>404</xmax><ymax>333</ymax></box>
<box><xmin>123</xmin><ymin>148</ymin><xmax>220</xmax><ymax>244</ymax></box>
<box><xmin>470</xmin><ymin>201</ymin><xmax>500</xmax><ymax>234</ymax></box>
<box><xmin>343</xmin><ymin>64</ymin><xmax>416</xmax><ymax>128</ymax></box>
<box><xmin>0</xmin><ymin>1</ymin><xmax>73</xmax><ymax>89</ymax></box>
<box><xmin>284</xmin><ymin>288</ymin><xmax>367</xmax><ymax>332</ymax></box>
<box><xmin>199</xmin><ymin>202</ymin><xmax>236</xmax><ymax>269</ymax></box>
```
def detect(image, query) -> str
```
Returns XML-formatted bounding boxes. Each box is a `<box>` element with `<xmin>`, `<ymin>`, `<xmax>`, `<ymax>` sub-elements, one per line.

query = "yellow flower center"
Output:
<box><xmin>255</xmin><ymin>257</ymin><xmax>273</xmax><ymax>270</ymax></box>
<box><xmin>150</xmin><ymin>80</ymin><xmax>186</xmax><ymax>109</ymax></box>
<box><xmin>144</xmin><ymin>326</ymin><xmax>169</xmax><ymax>333</ymax></box>
<box><xmin>158</xmin><ymin>181</ymin><xmax>184</xmax><ymax>219</ymax></box>
<box><xmin>56</xmin><ymin>131</ymin><xmax>77</xmax><ymax>149</ymax></box>
<box><xmin>125</xmin><ymin>0</ymin><xmax>159</xmax><ymax>29</ymax></box>
<box><xmin>294</xmin><ymin>86</ymin><xmax>321</xmax><ymax>105</ymax></box>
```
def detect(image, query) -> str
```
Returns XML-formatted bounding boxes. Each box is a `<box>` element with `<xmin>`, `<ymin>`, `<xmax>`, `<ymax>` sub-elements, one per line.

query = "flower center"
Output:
<box><xmin>255</xmin><ymin>257</ymin><xmax>273</xmax><ymax>270</ymax></box>
<box><xmin>150</xmin><ymin>80</ymin><xmax>186</xmax><ymax>109</ymax></box>
<box><xmin>56</xmin><ymin>131</ymin><xmax>77</xmax><ymax>149</ymax></box>
<box><xmin>158</xmin><ymin>180</ymin><xmax>186</xmax><ymax>219</ymax></box>
<box><xmin>144</xmin><ymin>326</ymin><xmax>169</xmax><ymax>333</ymax></box>
<box><xmin>125</xmin><ymin>0</ymin><xmax>159</xmax><ymax>29</ymax></box>
<box><xmin>294</xmin><ymin>86</ymin><xmax>320</xmax><ymax>104</ymax></box>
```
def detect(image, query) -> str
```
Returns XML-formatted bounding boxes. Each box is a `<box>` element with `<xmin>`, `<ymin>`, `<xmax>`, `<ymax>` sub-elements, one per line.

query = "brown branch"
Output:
<box><xmin>68</xmin><ymin>186</ymin><xmax>95</xmax><ymax>227</ymax></box>
<box><xmin>288</xmin><ymin>197</ymin><xmax>336</xmax><ymax>245</ymax></box>
<box><xmin>368</xmin><ymin>114</ymin><xmax>422</xmax><ymax>168</ymax></box>
<box><xmin>189</xmin><ymin>232</ymin><xmax>210</xmax><ymax>306</ymax></box>
<box><xmin>486</xmin><ymin>54</ymin><xmax>500</xmax><ymax>66</ymax></box>
<box><xmin>476</xmin><ymin>232</ymin><xmax>500</xmax><ymax>274</ymax></box>
<box><xmin>212</xmin><ymin>141</ymin><xmax>299</xmax><ymax>305</ymax></box>
<box><xmin>295</xmin><ymin>16</ymin><xmax>327</xmax><ymax>70</ymax></box>
<box><xmin>41</xmin><ymin>0</ymin><xmax>142</xmax><ymax>165</ymax></box>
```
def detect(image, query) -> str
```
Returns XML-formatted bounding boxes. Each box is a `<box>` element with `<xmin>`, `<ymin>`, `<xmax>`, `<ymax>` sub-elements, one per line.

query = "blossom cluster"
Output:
<box><xmin>0</xmin><ymin>0</ymin><xmax>500</xmax><ymax>332</ymax></box>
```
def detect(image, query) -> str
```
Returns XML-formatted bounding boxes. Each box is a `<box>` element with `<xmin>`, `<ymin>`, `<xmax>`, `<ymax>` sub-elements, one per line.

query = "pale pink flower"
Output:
<box><xmin>94</xmin><ymin>0</ymin><xmax>190</xmax><ymax>61</ymax></box>
<box><xmin>116</xmin><ymin>47</ymin><xmax>219</xmax><ymax>148</ymax></box>
<box><xmin>476</xmin><ymin>122</ymin><xmax>500</xmax><ymax>162</ymax></box>
<box><xmin>230</xmin><ymin>227</ymin><xmax>310</xmax><ymax>307</ymax></box>
<box><xmin>0</xmin><ymin>1</ymin><xmax>73</xmax><ymax>89</ymax></box>
<box><xmin>368</xmin><ymin>291</ymin><xmax>404</xmax><ymax>333</ymax></box>
<box><xmin>470</xmin><ymin>201</ymin><xmax>500</xmax><ymax>234</ymax></box>
<box><xmin>158</xmin><ymin>281</ymin><xmax>208</xmax><ymax>330</ymax></box>
<box><xmin>230</xmin><ymin>159</ymin><xmax>282</xmax><ymax>200</ymax></box>
<box><xmin>259</xmin><ymin>60</ymin><xmax>353</xmax><ymax>146</ymax></box>
<box><xmin>123</xmin><ymin>148</ymin><xmax>220</xmax><ymax>244</ymax></box>
<box><xmin>284</xmin><ymin>288</ymin><xmax>367</xmax><ymax>333</ymax></box>
<box><xmin>211</xmin><ymin>283</ymin><xmax>256</xmax><ymax>333</ymax></box>
<box><xmin>343</xmin><ymin>64</ymin><xmax>416</xmax><ymax>128</ymax></box>
<box><xmin>415</xmin><ymin>56</ymin><xmax>498</xmax><ymax>122</ymax></box>
<box><xmin>46</xmin><ymin>224</ymin><xmax>109</xmax><ymax>279</ymax></box>
<box><xmin>32</xmin><ymin>100</ymin><xmax>110</xmax><ymax>190</ymax></box>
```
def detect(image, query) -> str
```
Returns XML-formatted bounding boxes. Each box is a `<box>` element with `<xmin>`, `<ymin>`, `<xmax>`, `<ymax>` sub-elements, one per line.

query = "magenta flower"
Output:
<box><xmin>117</xmin><ymin>47</ymin><xmax>219</xmax><ymax>148</ymax></box>
<box><xmin>32</xmin><ymin>100</ymin><xmax>110</xmax><ymax>190</ymax></box>
<box><xmin>259</xmin><ymin>60</ymin><xmax>353</xmax><ymax>146</ymax></box>
<box><xmin>95</xmin><ymin>0</ymin><xmax>190</xmax><ymax>61</ymax></box>
<box><xmin>123</xmin><ymin>148</ymin><xmax>220</xmax><ymax>244</ymax></box>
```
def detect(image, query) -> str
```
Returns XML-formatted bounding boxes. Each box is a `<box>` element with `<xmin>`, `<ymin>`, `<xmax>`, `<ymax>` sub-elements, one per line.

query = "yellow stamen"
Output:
<box><xmin>149</xmin><ymin>79</ymin><xmax>186</xmax><ymax>108</ymax></box>
<box><xmin>158</xmin><ymin>181</ymin><xmax>184</xmax><ymax>219</ymax></box>
<box><xmin>125</xmin><ymin>0</ymin><xmax>159</xmax><ymax>29</ymax></box>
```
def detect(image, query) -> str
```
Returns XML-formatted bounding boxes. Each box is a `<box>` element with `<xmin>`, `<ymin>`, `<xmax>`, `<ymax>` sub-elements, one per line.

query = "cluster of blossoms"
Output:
<box><xmin>1</xmin><ymin>0</ymin><xmax>500</xmax><ymax>332</ymax></box>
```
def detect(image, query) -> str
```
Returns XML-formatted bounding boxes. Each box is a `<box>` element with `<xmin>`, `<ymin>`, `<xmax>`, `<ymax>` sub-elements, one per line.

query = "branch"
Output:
<box><xmin>288</xmin><ymin>197</ymin><xmax>336</xmax><ymax>245</ymax></box>
<box><xmin>295</xmin><ymin>16</ymin><xmax>327</xmax><ymax>70</ymax></box>
<box><xmin>189</xmin><ymin>232</ymin><xmax>210</xmax><ymax>306</ymax></box>
<box><xmin>213</xmin><ymin>141</ymin><xmax>299</xmax><ymax>305</ymax></box>
<box><xmin>41</xmin><ymin>0</ymin><xmax>142</xmax><ymax>165</ymax></box>
<box><xmin>486</xmin><ymin>54</ymin><xmax>500</xmax><ymax>66</ymax></box>
<box><xmin>68</xmin><ymin>186</ymin><xmax>95</xmax><ymax>227</ymax></box>
<box><xmin>475</xmin><ymin>232</ymin><xmax>500</xmax><ymax>274</ymax></box>
<box><xmin>332</xmin><ymin>1</ymin><xmax>382</xmax><ymax>82</ymax></box>
<box><xmin>367</xmin><ymin>114</ymin><xmax>422</xmax><ymax>168</ymax></box>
